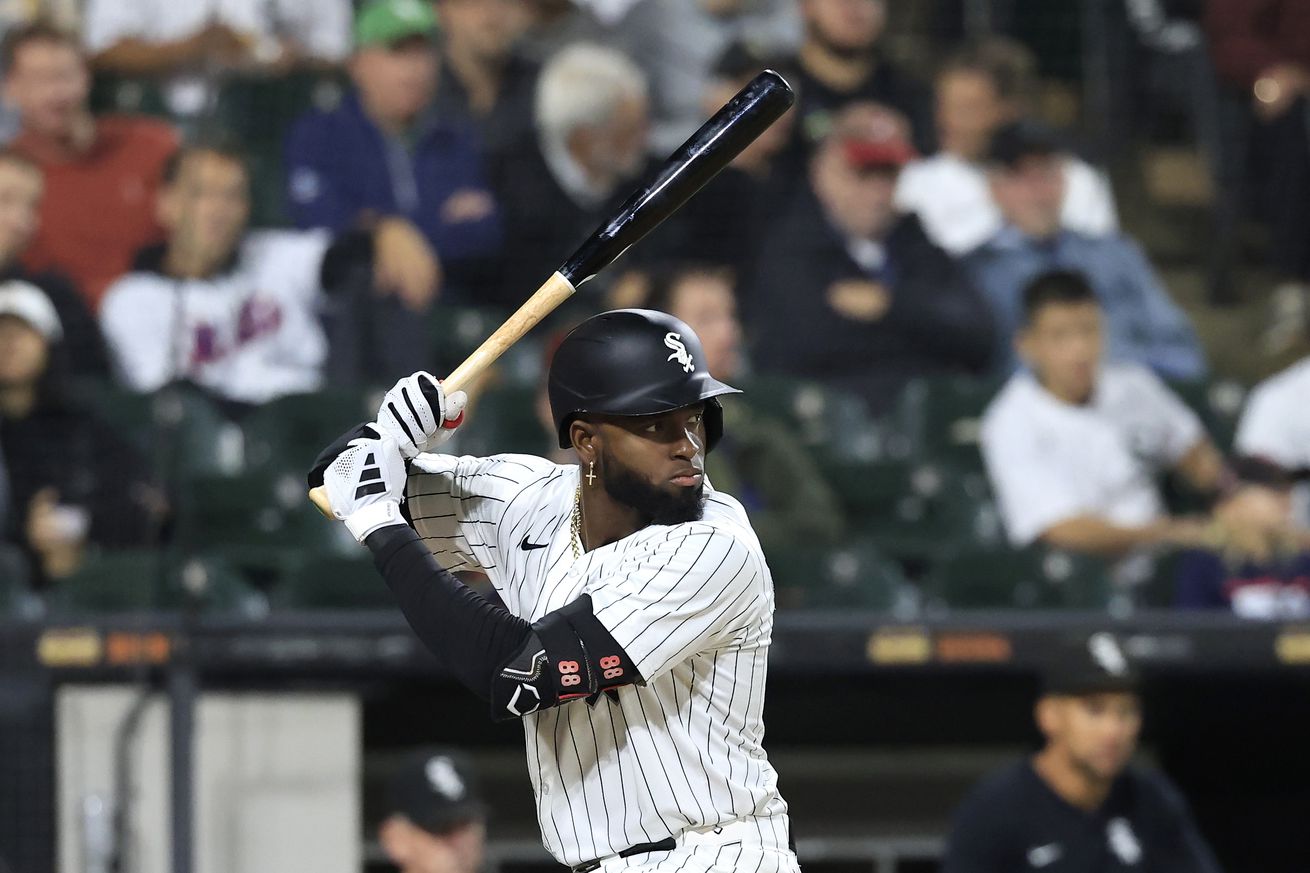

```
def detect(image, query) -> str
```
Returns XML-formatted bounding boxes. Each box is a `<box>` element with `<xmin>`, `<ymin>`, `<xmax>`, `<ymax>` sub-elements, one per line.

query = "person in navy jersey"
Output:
<box><xmin>284</xmin><ymin>0</ymin><xmax>502</xmax><ymax>303</ymax></box>
<box><xmin>943</xmin><ymin>634</ymin><xmax>1222</xmax><ymax>873</ymax></box>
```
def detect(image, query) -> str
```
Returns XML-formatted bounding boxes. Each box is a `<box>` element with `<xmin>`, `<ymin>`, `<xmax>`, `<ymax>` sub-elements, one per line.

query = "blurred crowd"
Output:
<box><xmin>0</xmin><ymin>0</ymin><xmax>1307</xmax><ymax>618</ymax></box>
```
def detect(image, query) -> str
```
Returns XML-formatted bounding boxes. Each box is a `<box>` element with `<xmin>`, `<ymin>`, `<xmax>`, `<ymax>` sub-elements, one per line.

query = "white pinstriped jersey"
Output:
<box><xmin>405</xmin><ymin>453</ymin><xmax>789</xmax><ymax>867</ymax></box>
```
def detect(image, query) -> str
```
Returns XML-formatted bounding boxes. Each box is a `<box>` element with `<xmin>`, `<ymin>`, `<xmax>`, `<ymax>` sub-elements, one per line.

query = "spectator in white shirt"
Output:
<box><xmin>895</xmin><ymin>39</ymin><xmax>1117</xmax><ymax>257</ymax></box>
<box><xmin>83</xmin><ymin>0</ymin><xmax>351</xmax><ymax>117</ymax></box>
<box><xmin>100</xmin><ymin>143</ymin><xmax>431</xmax><ymax>406</ymax></box>
<box><xmin>981</xmin><ymin>269</ymin><xmax>1227</xmax><ymax>559</ymax></box>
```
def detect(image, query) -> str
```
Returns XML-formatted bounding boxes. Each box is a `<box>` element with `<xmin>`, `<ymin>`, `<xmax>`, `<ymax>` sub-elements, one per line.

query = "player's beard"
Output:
<box><xmin>601</xmin><ymin>449</ymin><xmax>705</xmax><ymax>526</ymax></box>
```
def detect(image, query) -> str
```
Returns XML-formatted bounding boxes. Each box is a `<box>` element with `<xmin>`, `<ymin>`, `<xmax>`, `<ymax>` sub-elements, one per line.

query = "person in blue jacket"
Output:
<box><xmin>284</xmin><ymin>0</ymin><xmax>502</xmax><ymax>306</ymax></box>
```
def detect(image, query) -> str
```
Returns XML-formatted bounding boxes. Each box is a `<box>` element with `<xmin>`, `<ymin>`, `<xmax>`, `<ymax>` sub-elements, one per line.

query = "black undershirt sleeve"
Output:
<box><xmin>366</xmin><ymin>524</ymin><xmax>533</xmax><ymax>699</ymax></box>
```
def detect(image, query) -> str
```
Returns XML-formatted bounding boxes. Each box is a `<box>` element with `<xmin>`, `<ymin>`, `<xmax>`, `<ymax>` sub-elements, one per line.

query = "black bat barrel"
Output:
<box><xmin>559</xmin><ymin>69</ymin><xmax>795</xmax><ymax>287</ymax></box>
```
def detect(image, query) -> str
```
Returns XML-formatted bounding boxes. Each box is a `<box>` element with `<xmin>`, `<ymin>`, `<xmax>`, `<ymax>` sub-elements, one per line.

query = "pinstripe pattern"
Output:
<box><xmin>406</xmin><ymin>453</ymin><xmax>789</xmax><ymax>867</ymax></box>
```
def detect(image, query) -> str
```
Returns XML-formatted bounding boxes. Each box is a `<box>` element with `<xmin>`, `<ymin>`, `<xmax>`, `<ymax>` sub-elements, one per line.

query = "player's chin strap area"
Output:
<box><xmin>365</xmin><ymin>525</ymin><xmax>641</xmax><ymax>722</ymax></box>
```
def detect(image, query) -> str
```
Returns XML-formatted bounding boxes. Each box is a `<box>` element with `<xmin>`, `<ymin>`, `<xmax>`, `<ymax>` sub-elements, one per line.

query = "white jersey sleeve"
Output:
<box><xmin>1129</xmin><ymin>367</ymin><xmax>1206</xmax><ymax>466</ymax></box>
<box><xmin>405</xmin><ymin>453</ymin><xmax>562</xmax><ymax>579</ymax></box>
<box><xmin>585</xmin><ymin>522</ymin><xmax>768</xmax><ymax>683</ymax></box>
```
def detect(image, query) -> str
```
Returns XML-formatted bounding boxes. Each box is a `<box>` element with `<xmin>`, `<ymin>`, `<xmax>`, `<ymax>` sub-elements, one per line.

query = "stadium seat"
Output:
<box><xmin>242</xmin><ymin>388</ymin><xmax>376</xmax><ymax>474</ymax></box>
<box><xmin>429</xmin><ymin>304</ymin><xmax>517</xmax><ymax>379</ymax></box>
<box><xmin>1167</xmin><ymin>378</ymin><xmax>1246</xmax><ymax>453</ymax></box>
<box><xmin>768</xmin><ymin>539</ymin><xmax>908</xmax><ymax>610</ymax></box>
<box><xmin>269</xmin><ymin>554</ymin><xmax>396</xmax><ymax>611</ymax></box>
<box><xmin>46</xmin><ymin>552</ymin><xmax>265</xmax><ymax>616</ymax></box>
<box><xmin>454</xmin><ymin>385</ymin><xmax>549</xmax><ymax>457</ymax></box>
<box><xmin>72</xmin><ymin>380</ymin><xmax>245</xmax><ymax>480</ymax></box>
<box><xmin>892</xmin><ymin>376</ymin><xmax>1005</xmax><ymax>469</ymax></box>
<box><xmin>88</xmin><ymin>75</ymin><xmax>171</xmax><ymax>119</ymax></box>
<box><xmin>924</xmin><ymin>547</ymin><xmax>1114</xmax><ymax>610</ymax></box>
<box><xmin>819</xmin><ymin>458</ymin><xmax>1005</xmax><ymax>561</ymax></box>
<box><xmin>179</xmin><ymin>470</ymin><xmax>354</xmax><ymax>558</ymax></box>
<box><xmin>738</xmin><ymin>376</ymin><xmax>881</xmax><ymax>461</ymax></box>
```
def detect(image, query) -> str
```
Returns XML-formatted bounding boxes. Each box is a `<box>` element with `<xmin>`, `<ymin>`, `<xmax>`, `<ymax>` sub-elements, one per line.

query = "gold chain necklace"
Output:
<box><xmin>570</xmin><ymin>483</ymin><xmax>583</xmax><ymax>559</ymax></box>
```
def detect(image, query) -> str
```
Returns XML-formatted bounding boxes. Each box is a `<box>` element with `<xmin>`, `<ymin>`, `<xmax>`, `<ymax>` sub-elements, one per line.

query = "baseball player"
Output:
<box><xmin>308</xmin><ymin>309</ymin><xmax>799</xmax><ymax>873</ymax></box>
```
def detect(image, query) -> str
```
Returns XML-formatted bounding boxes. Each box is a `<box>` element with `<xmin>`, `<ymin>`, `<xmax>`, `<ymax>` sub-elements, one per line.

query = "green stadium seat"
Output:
<box><xmin>455</xmin><ymin>385</ymin><xmax>549</xmax><ymax>457</ymax></box>
<box><xmin>818</xmin><ymin>458</ymin><xmax>1005</xmax><ymax>561</ymax></box>
<box><xmin>242</xmin><ymin>388</ymin><xmax>375</xmax><ymax>474</ymax></box>
<box><xmin>892</xmin><ymin>376</ymin><xmax>1004</xmax><ymax>469</ymax></box>
<box><xmin>768</xmin><ymin>539</ymin><xmax>908</xmax><ymax>610</ymax></box>
<box><xmin>89</xmin><ymin>75</ymin><xmax>171</xmax><ymax>119</ymax></box>
<box><xmin>925</xmin><ymin>547</ymin><xmax>1114</xmax><ymax>610</ymax></box>
<box><xmin>47</xmin><ymin>552</ymin><xmax>264</xmax><ymax>616</ymax></box>
<box><xmin>739</xmin><ymin>376</ymin><xmax>881</xmax><ymax>461</ymax></box>
<box><xmin>72</xmin><ymin>381</ymin><xmax>245</xmax><ymax>480</ymax></box>
<box><xmin>180</xmin><ymin>470</ymin><xmax>354</xmax><ymax>559</ymax></box>
<box><xmin>269</xmin><ymin>554</ymin><xmax>396</xmax><ymax>610</ymax></box>
<box><xmin>1167</xmin><ymin>378</ymin><xmax>1247</xmax><ymax>453</ymax></box>
<box><xmin>430</xmin><ymin>304</ymin><xmax>514</xmax><ymax>376</ymax></box>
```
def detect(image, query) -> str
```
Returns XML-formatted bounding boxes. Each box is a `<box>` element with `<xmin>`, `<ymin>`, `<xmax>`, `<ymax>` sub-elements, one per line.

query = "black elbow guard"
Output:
<box><xmin>490</xmin><ymin>594</ymin><xmax>640</xmax><ymax>721</ymax></box>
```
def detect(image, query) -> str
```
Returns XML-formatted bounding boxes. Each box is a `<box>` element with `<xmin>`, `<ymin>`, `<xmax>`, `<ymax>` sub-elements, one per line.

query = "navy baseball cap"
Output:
<box><xmin>387</xmin><ymin>749</ymin><xmax>486</xmax><ymax>835</ymax></box>
<box><xmin>1041</xmin><ymin>632</ymin><xmax>1140</xmax><ymax>696</ymax></box>
<box><xmin>986</xmin><ymin>119</ymin><xmax>1066</xmax><ymax>169</ymax></box>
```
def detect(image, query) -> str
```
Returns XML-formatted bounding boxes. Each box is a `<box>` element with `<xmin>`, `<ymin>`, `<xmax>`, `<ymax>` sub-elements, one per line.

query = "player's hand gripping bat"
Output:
<box><xmin>309</xmin><ymin>70</ymin><xmax>794</xmax><ymax>517</ymax></box>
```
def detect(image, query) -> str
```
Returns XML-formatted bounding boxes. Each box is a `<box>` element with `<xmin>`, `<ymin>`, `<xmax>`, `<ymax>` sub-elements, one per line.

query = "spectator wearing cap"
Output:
<box><xmin>381</xmin><ymin>749</ymin><xmax>487</xmax><ymax>873</ymax></box>
<box><xmin>487</xmin><ymin>43</ymin><xmax>650</xmax><ymax>307</ymax></box>
<box><xmin>980</xmin><ymin>270</ymin><xmax>1229</xmax><ymax>575</ymax></box>
<box><xmin>83</xmin><ymin>0</ymin><xmax>351</xmax><ymax>119</ymax></box>
<box><xmin>432</xmin><ymin>0</ymin><xmax>538</xmax><ymax>163</ymax></box>
<box><xmin>781</xmin><ymin>0</ymin><xmax>932</xmax><ymax>173</ymax></box>
<box><xmin>1175</xmin><ymin>458</ymin><xmax>1310</xmax><ymax>618</ymax></box>
<box><xmin>285</xmin><ymin>0</ymin><xmax>501</xmax><ymax>306</ymax></box>
<box><xmin>3</xmin><ymin>23</ymin><xmax>178</xmax><ymax>311</ymax></box>
<box><xmin>895</xmin><ymin>39</ymin><xmax>1118</xmax><ymax>256</ymax></box>
<box><xmin>0</xmin><ymin>148</ymin><xmax>106</xmax><ymax>377</ymax></box>
<box><xmin>101</xmin><ymin>144</ymin><xmax>435</xmax><ymax>405</ymax></box>
<box><xmin>963</xmin><ymin>120</ymin><xmax>1205</xmax><ymax>380</ymax></box>
<box><xmin>942</xmin><ymin>634</ymin><xmax>1223</xmax><ymax>873</ymax></box>
<box><xmin>740</xmin><ymin>102</ymin><xmax>993</xmax><ymax>413</ymax></box>
<box><xmin>612</xmin><ymin>0</ymin><xmax>801</xmax><ymax>154</ymax></box>
<box><xmin>0</xmin><ymin>280</ymin><xmax>164</xmax><ymax>585</ymax></box>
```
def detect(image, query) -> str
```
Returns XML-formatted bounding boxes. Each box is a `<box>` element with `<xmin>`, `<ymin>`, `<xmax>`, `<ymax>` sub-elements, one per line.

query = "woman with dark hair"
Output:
<box><xmin>0</xmin><ymin>280</ymin><xmax>163</xmax><ymax>584</ymax></box>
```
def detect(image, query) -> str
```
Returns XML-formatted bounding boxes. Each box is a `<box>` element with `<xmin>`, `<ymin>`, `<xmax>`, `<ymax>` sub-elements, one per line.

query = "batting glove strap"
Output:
<box><xmin>343</xmin><ymin>501</ymin><xmax>406</xmax><ymax>543</ymax></box>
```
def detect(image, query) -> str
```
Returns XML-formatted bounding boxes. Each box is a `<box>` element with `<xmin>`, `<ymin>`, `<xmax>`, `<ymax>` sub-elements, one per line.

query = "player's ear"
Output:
<box><xmin>570</xmin><ymin>419</ymin><xmax>600</xmax><ymax>465</ymax></box>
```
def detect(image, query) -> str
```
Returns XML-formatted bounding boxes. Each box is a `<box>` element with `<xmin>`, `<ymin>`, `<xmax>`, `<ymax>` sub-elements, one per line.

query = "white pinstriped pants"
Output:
<box><xmin>595</xmin><ymin>816</ymin><xmax>801</xmax><ymax>873</ymax></box>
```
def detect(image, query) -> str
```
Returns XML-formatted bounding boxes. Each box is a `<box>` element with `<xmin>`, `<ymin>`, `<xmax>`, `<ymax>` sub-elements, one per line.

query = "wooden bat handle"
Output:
<box><xmin>308</xmin><ymin>271</ymin><xmax>578</xmax><ymax>518</ymax></box>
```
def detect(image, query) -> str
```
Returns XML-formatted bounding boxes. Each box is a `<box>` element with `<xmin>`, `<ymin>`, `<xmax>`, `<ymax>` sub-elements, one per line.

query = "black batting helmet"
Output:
<box><xmin>548</xmin><ymin>309</ymin><xmax>741</xmax><ymax>451</ymax></box>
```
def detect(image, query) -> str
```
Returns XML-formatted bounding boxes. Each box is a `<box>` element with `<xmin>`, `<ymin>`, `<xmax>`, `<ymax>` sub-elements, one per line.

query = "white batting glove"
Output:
<box><xmin>374</xmin><ymin>371</ymin><xmax>467</xmax><ymax>459</ymax></box>
<box><xmin>323</xmin><ymin>432</ymin><xmax>409</xmax><ymax>542</ymax></box>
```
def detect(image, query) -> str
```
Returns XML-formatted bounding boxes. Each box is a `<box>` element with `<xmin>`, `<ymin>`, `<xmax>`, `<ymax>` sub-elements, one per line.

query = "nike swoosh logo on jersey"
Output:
<box><xmin>520</xmin><ymin>535</ymin><xmax>549</xmax><ymax>551</ymax></box>
<box><xmin>1027</xmin><ymin>843</ymin><xmax>1063</xmax><ymax>867</ymax></box>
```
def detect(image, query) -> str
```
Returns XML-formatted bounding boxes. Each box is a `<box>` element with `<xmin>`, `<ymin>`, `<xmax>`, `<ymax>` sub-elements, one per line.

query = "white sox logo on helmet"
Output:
<box><xmin>664</xmin><ymin>332</ymin><xmax>695</xmax><ymax>373</ymax></box>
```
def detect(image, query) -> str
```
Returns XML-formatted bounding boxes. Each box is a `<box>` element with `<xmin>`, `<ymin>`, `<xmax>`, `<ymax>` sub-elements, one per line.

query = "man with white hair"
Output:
<box><xmin>488</xmin><ymin>42</ymin><xmax>650</xmax><ymax>306</ymax></box>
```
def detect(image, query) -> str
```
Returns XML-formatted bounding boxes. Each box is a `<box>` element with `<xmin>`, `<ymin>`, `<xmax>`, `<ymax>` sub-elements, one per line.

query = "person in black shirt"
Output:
<box><xmin>740</xmin><ymin>101</ymin><xmax>993</xmax><ymax>413</ymax></box>
<box><xmin>782</xmin><ymin>0</ymin><xmax>932</xmax><ymax>174</ymax></box>
<box><xmin>942</xmin><ymin>634</ymin><xmax>1222</xmax><ymax>873</ymax></box>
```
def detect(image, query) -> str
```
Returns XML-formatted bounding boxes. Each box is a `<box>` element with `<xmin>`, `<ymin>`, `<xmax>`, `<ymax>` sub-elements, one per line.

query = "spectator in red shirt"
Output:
<box><xmin>1</xmin><ymin>22</ymin><xmax>178</xmax><ymax>311</ymax></box>
<box><xmin>1206</xmin><ymin>0</ymin><xmax>1310</xmax><ymax>355</ymax></box>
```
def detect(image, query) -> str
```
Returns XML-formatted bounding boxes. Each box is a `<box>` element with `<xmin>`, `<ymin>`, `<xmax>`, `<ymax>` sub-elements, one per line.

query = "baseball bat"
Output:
<box><xmin>310</xmin><ymin>70</ymin><xmax>794</xmax><ymax>517</ymax></box>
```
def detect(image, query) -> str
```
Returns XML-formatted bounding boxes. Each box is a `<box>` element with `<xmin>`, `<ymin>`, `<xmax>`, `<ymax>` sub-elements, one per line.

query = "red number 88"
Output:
<box><xmin>599</xmin><ymin>656</ymin><xmax>621</xmax><ymax>669</ymax></box>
